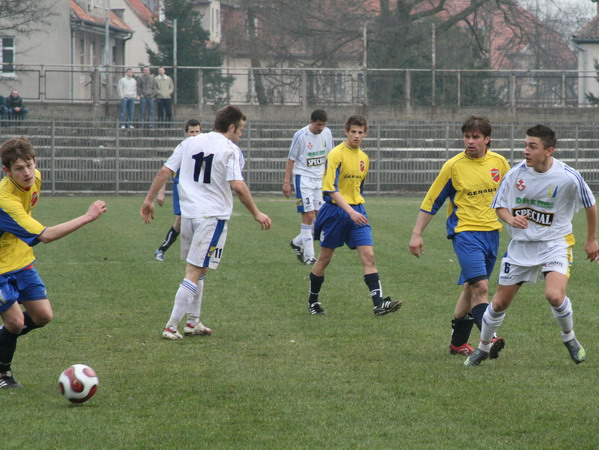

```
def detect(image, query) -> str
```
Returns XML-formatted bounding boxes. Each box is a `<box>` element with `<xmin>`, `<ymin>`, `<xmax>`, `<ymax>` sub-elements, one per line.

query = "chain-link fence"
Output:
<box><xmin>1</xmin><ymin>119</ymin><xmax>598</xmax><ymax>195</ymax></box>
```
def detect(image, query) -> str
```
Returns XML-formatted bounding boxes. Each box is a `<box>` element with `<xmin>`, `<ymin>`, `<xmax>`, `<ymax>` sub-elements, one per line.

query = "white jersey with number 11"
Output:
<box><xmin>165</xmin><ymin>131</ymin><xmax>244</xmax><ymax>220</ymax></box>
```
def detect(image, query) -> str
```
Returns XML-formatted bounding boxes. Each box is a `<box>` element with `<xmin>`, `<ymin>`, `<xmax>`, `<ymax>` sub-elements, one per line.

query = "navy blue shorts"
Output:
<box><xmin>313</xmin><ymin>202</ymin><xmax>373</xmax><ymax>249</ymax></box>
<box><xmin>0</xmin><ymin>266</ymin><xmax>48</xmax><ymax>313</ymax></box>
<box><xmin>172</xmin><ymin>179</ymin><xmax>181</xmax><ymax>216</ymax></box>
<box><xmin>452</xmin><ymin>230</ymin><xmax>499</xmax><ymax>285</ymax></box>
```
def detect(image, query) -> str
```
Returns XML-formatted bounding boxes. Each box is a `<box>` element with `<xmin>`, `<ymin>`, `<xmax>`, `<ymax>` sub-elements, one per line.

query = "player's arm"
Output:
<box><xmin>230</xmin><ymin>180</ymin><xmax>272</xmax><ymax>230</ymax></box>
<box><xmin>584</xmin><ymin>204</ymin><xmax>599</xmax><ymax>261</ymax></box>
<box><xmin>409</xmin><ymin>210</ymin><xmax>434</xmax><ymax>257</ymax></box>
<box><xmin>156</xmin><ymin>183</ymin><xmax>167</xmax><ymax>206</ymax></box>
<box><xmin>282</xmin><ymin>159</ymin><xmax>295</xmax><ymax>198</ymax></box>
<box><xmin>496</xmin><ymin>207</ymin><xmax>527</xmax><ymax>229</ymax></box>
<box><xmin>38</xmin><ymin>200</ymin><xmax>107</xmax><ymax>243</ymax></box>
<box><xmin>328</xmin><ymin>191</ymin><xmax>368</xmax><ymax>225</ymax></box>
<box><xmin>141</xmin><ymin>166</ymin><xmax>174</xmax><ymax>223</ymax></box>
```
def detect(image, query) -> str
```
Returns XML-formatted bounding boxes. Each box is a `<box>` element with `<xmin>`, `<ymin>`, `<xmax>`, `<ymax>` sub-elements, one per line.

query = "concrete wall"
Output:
<box><xmin>23</xmin><ymin>101</ymin><xmax>599</xmax><ymax>125</ymax></box>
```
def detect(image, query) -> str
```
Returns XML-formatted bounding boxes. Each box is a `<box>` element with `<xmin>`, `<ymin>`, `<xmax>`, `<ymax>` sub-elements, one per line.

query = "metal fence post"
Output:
<box><xmin>445</xmin><ymin>125</ymin><xmax>450</xmax><ymax>160</ymax></box>
<box><xmin>196</xmin><ymin>69</ymin><xmax>204</xmax><ymax>113</ymax></box>
<box><xmin>245</xmin><ymin>122</ymin><xmax>252</xmax><ymax>189</ymax></box>
<box><xmin>509</xmin><ymin>122</ymin><xmax>515</xmax><ymax>165</ymax></box>
<box><xmin>575</xmin><ymin>122</ymin><xmax>579</xmax><ymax>167</ymax></box>
<box><xmin>51</xmin><ymin>118</ymin><xmax>56</xmax><ymax>194</ymax></box>
<box><xmin>509</xmin><ymin>73</ymin><xmax>516</xmax><ymax>108</ymax></box>
<box><xmin>561</xmin><ymin>72</ymin><xmax>567</xmax><ymax>108</ymax></box>
<box><xmin>301</xmin><ymin>70</ymin><xmax>308</xmax><ymax>112</ymax></box>
<box><xmin>405</xmin><ymin>71</ymin><xmax>412</xmax><ymax>115</ymax></box>
<box><xmin>116</xmin><ymin>126</ymin><xmax>120</xmax><ymax>194</ymax></box>
<box><xmin>376</xmin><ymin>123</ymin><xmax>381</xmax><ymax>196</ymax></box>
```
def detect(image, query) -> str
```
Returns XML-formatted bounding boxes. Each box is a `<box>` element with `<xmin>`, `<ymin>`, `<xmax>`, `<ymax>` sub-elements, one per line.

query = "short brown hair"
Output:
<box><xmin>526</xmin><ymin>124</ymin><xmax>557</xmax><ymax>149</ymax></box>
<box><xmin>345</xmin><ymin>114</ymin><xmax>368</xmax><ymax>132</ymax></box>
<box><xmin>213</xmin><ymin>106</ymin><xmax>246</xmax><ymax>133</ymax></box>
<box><xmin>1</xmin><ymin>137</ymin><xmax>36</xmax><ymax>169</ymax></box>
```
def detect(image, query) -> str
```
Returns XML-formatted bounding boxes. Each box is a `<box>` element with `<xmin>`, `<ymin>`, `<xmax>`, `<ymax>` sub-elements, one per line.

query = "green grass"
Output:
<box><xmin>3</xmin><ymin>195</ymin><xmax>599</xmax><ymax>449</ymax></box>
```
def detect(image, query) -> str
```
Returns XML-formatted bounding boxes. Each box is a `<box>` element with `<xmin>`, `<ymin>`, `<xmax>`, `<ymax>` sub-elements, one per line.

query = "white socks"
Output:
<box><xmin>166</xmin><ymin>279</ymin><xmax>197</xmax><ymax>329</ymax></box>
<box><xmin>186</xmin><ymin>277</ymin><xmax>205</xmax><ymax>327</ymax></box>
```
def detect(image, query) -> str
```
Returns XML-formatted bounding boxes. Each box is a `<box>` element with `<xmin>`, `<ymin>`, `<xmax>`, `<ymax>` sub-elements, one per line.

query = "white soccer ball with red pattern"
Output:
<box><xmin>58</xmin><ymin>364</ymin><xmax>99</xmax><ymax>403</ymax></box>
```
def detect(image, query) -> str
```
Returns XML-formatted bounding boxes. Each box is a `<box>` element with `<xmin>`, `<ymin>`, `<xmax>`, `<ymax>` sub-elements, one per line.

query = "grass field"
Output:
<box><xmin>3</xmin><ymin>195</ymin><xmax>599</xmax><ymax>449</ymax></box>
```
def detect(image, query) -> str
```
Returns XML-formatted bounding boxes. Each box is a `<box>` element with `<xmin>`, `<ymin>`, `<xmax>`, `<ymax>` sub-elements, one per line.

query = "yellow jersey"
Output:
<box><xmin>322</xmin><ymin>142</ymin><xmax>369</xmax><ymax>205</ymax></box>
<box><xmin>420</xmin><ymin>150</ymin><xmax>510</xmax><ymax>237</ymax></box>
<box><xmin>0</xmin><ymin>169</ymin><xmax>46</xmax><ymax>274</ymax></box>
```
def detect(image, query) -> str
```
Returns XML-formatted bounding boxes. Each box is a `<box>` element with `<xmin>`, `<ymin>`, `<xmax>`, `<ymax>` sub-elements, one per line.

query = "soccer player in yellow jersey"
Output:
<box><xmin>409</xmin><ymin>116</ymin><xmax>509</xmax><ymax>357</ymax></box>
<box><xmin>0</xmin><ymin>138</ymin><xmax>106</xmax><ymax>389</ymax></box>
<box><xmin>307</xmin><ymin>115</ymin><xmax>401</xmax><ymax>316</ymax></box>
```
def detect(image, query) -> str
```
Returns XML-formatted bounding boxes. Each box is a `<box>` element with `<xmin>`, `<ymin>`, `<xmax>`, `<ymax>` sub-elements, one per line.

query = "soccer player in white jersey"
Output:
<box><xmin>140</xmin><ymin>106</ymin><xmax>272</xmax><ymax>340</ymax></box>
<box><xmin>283</xmin><ymin>109</ymin><xmax>334</xmax><ymax>265</ymax></box>
<box><xmin>465</xmin><ymin>124</ymin><xmax>599</xmax><ymax>366</ymax></box>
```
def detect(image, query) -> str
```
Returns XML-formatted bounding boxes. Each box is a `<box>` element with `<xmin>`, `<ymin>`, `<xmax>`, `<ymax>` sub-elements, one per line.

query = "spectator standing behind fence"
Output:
<box><xmin>154</xmin><ymin>67</ymin><xmax>174</xmax><ymax>123</ymax></box>
<box><xmin>118</xmin><ymin>68</ymin><xmax>137</xmax><ymax>129</ymax></box>
<box><xmin>6</xmin><ymin>90</ymin><xmax>28</xmax><ymax>121</ymax></box>
<box><xmin>137</xmin><ymin>66</ymin><xmax>155</xmax><ymax>128</ymax></box>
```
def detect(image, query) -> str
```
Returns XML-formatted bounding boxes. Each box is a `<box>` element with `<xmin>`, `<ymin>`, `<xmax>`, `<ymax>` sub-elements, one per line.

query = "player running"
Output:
<box><xmin>465</xmin><ymin>124</ymin><xmax>599</xmax><ymax>366</ymax></box>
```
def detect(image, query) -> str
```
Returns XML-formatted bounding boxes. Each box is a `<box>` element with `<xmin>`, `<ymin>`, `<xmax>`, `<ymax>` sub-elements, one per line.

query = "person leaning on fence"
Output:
<box><xmin>154</xmin><ymin>67</ymin><xmax>174</xmax><ymax>123</ymax></box>
<box><xmin>118</xmin><ymin>68</ymin><xmax>137</xmax><ymax>129</ymax></box>
<box><xmin>137</xmin><ymin>66</ymin><xmax>155</xmax><ymax>128</ymax></box>
<box><xmin>6</xmin><ymin>90</ymin><xmax>28</xmax><ymax>121</ymax></box>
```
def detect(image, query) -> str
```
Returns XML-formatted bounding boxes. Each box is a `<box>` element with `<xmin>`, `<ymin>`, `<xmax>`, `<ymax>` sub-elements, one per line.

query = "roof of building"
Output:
<box><xmin>124</xmin><ymin>0</ymin><xmax>156</xmax><ymax>27</ymax></box>
<box><xmin>70</xmin><ymin>0</ymin><xmax>133</xmax><ymax>32</ymax></box>
<box><xmin>573</xmin><ymin>14</ymin><xmax>599</xmax><ymax>42</ymax></box>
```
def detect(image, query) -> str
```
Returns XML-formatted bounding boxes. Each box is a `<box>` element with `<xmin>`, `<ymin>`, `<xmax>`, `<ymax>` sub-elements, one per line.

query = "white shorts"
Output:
<box><xmin>294</xmin><ymin>175</ymin><xmax>323</xmax><ymax>214</ymax></box>
<box><xmin>498</xmin><ymin>238</ymin><xmax>573</xmax><ymax>286</ymax></box>
<box><xmin>180</xmin><ymin>217</ymin><xmax>228</xmax><ymax>270</ymax></box>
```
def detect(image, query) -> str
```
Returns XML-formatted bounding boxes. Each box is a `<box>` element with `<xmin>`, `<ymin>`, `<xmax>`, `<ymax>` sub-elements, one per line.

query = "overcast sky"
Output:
<box><xmin>519</xmin><ymin>0</ymin><xmax>596</xmax><ymax>16</ymax></box>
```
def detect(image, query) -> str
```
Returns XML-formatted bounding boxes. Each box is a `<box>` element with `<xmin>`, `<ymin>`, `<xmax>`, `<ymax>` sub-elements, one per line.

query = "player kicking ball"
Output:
<box><xmin>307</xmin><ymin>115</ymin><xmax>401</xmax><ymax>316</ymax></box>
<box><xmin>465</xmin><ymin>125</ymin><xmax>599</xmax><ymax>366</ymax></box>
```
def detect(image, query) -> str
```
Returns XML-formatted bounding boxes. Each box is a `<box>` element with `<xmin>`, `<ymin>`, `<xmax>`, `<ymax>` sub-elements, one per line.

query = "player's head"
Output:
<box><xmin>462</xmin><ymin>116</ymin><xmax>491</xmax><ymax>158</ymax></box>
<box><xmin>1</xmin><ymin>138</ymin><xmax>37</xmax><ymax>189</ymax></box>
<box><xmin>344</xmin><ymin>115</ymin><xmax>368</xmax><ymax>149</ymax></box>
<box><xmin>526</xmin><ymin>124</ymin><xmax>556</xmax><ymax>150</ymax></box>
<box><xmin>214</xmin><ymin>106</ymin><xmax>246</xmax><ymax>143</ymax></box>
<box><xmin>309</xmin><ymin>109</ymin><xmax>328</xmax><ymax>135</ymax></box>
<box><xmin>462</xmin><ymin>115</ymin><xmax>491</xmax><ymax>143</ymax></box>
<box><xmin>185</xmin><ymin>119</ymin><xmax>202</xmax><ymax>136</ymax></box>
<box><xmin>1</xmin><ymin>137</ymin><xmax>36</xmax><ymax>169</ymax></box>
<box><xmin>345</xmin><ymin>114</ymin><xmax>368</xmax><ymax>133</ymax></box>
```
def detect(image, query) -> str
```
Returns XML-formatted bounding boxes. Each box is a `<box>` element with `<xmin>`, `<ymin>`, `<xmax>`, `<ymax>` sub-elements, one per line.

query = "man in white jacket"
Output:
<box><xmin>118</xmin><ymin>68</ymin><xmax>137</xmax><ymax>129</ymax></box>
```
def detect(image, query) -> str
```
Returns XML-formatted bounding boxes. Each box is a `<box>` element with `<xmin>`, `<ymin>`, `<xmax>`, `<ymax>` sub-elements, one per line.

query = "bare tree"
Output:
<box><xmin>0</xmin><ymin>0</ymin><xmax>58</xmax><ymax>35</ymax></box>
<box><xmin>222</xmin><ymin>0</ymin><xmax>577</xmax><ymax>105</ymax></box>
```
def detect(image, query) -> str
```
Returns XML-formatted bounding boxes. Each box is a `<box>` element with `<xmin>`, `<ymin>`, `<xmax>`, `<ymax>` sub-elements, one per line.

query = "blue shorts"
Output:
<box><xmin>172</xmin><ymin>178</ymin><xmax>181</xmax><ymax>216</ymax></box>
<box><xmin>0</xmin><ymin>266</ymin><xmax>48</xmax><ymax>313</ymax></box>
<box><xmin>452</xmin><ymin>230</ymin><xmax>499</xmax><ymax>285</ymax></box>
<box><xmin>313</xmin><ymin>202</ymin><xmax>373</xmax><ymax>249</ymax></box>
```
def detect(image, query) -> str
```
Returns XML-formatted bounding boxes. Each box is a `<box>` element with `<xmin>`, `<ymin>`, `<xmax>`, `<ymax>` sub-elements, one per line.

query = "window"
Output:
<box><xmin>0</xmin><ymin>37</ymin><xmax>15</xmax><ymax>74</ymax></box>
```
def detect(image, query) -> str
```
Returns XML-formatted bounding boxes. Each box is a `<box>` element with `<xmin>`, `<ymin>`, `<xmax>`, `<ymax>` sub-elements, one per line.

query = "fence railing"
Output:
<box><xmin>2</xmin><ymin>64</ymin><xmax>597</xmax><ymax>109</ymax></box>
<box><xmin>1</xmin><ymin>119</ymin><xmax>598</xmax><ymax>195</ymax></box>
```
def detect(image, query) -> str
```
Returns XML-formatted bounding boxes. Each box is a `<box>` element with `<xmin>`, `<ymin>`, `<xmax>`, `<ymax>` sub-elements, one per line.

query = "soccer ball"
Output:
<box><xmin>58</xmin><ymin>364</ymin><xmax>99</xmax><ymax>403</ymax></box>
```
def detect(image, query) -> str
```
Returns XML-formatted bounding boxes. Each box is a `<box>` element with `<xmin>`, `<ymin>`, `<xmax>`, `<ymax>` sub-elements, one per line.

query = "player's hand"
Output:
<box><xmin>282</xmin><ymin>183</ymin><xmax>291</xmax><ymax>198</ymax></box>
<box><xmin>156</xmin><ymin>193</ymin><xmax>165</xmax><ymax>207</ymax></box>
<box><xmin>348</xmin><ymin>210</ymin><xmax>368</xmax><ymax>225</ymax></box>
<box><xmin>86</xmin><ymin>200</ymin><xmax>107</xmax><ymax>222</ymax></box>
<box><xmin>409</xmin><ymin>234</ymin><xmax>424</xmax><ymax>257</ymax></box>
<box><xmin>509</xmin><ymin>215</ymin><xmax>528</xmax><ymax>229</ymax></box>
<box><xmin>254</xmin><ymin>212</ymin><xmax>272</xmax><ymax>230</ymax></box>
<box><xmin>585</xmin><ymin>239</ymin><xmax>599</xmax><ymax>262</ymax></box>
<box><xmin>140</xmin><ymin>201</ymin><xmax>155</xmax><ymax>224</ymax></box>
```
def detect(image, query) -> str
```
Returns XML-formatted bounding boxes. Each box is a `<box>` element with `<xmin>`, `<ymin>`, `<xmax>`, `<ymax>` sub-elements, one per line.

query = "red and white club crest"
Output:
<box><xmin>31</xmin><ymin>191</ymin><xmax>39</xmax><ymax>207</ymax></box>
<box><xmin>490</xmin><ymin>168</ymin><xmax>500</xmax><ymax>183</ymax></box>
<box><xmin>359</xmin><ymin>160</ymin><xmax>365</xmax><ymax>172</ymax></box>
<box><xmin>307</xmin><ymin>142</ymin><xmax>313</xmax><ymax>150</ymax></box>
<box><xmin>516</xmin><ymin>179</ymin><xmax>526</xmax><ymax>191</ymax></box>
